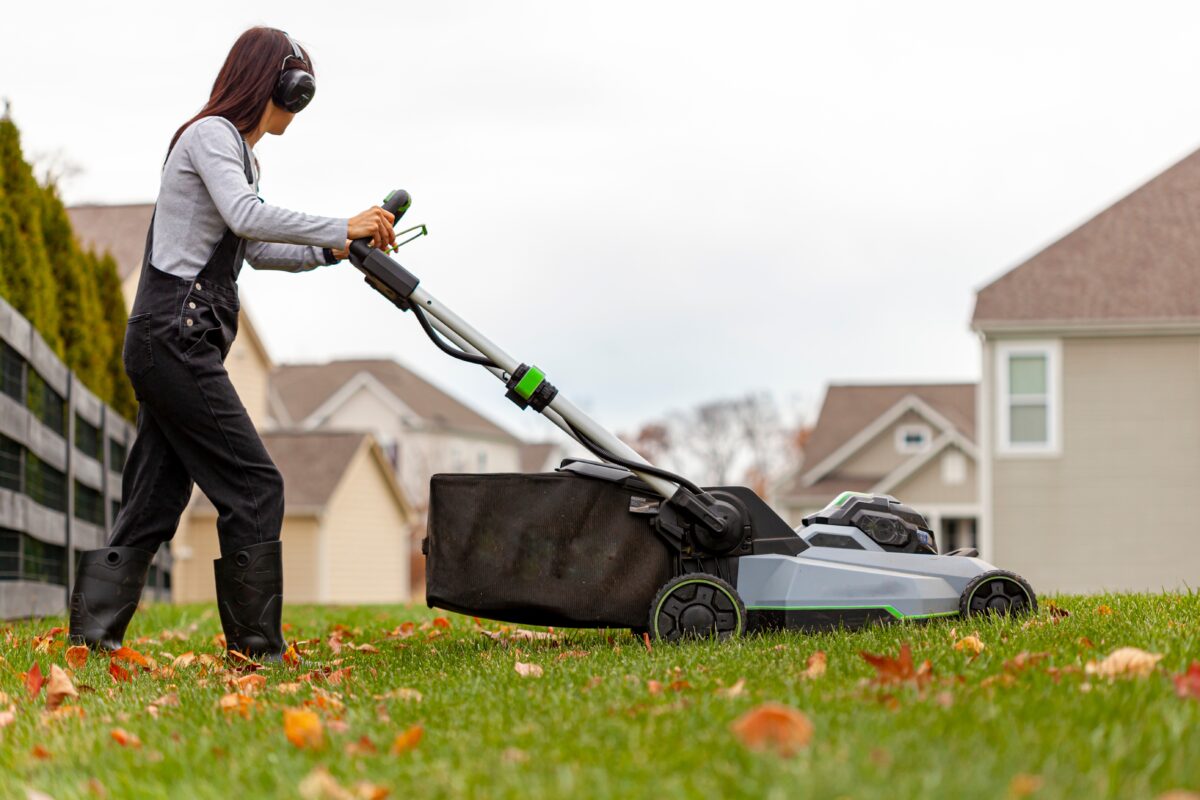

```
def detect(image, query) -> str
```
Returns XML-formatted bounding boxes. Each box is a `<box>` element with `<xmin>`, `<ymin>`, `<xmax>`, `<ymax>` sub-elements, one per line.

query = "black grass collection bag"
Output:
<box><xmin>424</xmin><ymin>470</ymin><xmax>673</xmax><ymax>628</ymax></box>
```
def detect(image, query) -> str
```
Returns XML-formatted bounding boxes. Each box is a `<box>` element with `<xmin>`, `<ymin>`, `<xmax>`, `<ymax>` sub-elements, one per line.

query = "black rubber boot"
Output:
<box><xmin>214</xmin><ymin>540</ymin><xmax>286</xmax><ymax>662</ymax></box>
<box><xmin>68</xmin><ymin>547</ymin><xmax>154</xmax><ymax>651</ymax></box>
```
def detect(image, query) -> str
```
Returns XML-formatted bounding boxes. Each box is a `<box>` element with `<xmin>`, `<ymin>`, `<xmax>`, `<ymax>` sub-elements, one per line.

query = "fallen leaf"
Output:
<box><xmin>1003</xmin><ymin>652</ymin><xmax>1050</xmax><ymax>674</ymax></box>
<box><xmin>1097</xmin><ymin>604</ymin><xmax>1114</xmax><ymax>616</ymax></box>
<box><xmin>236</xmin><ymin>674</ymin><xmax>267</xmax><ymax>694</ymax></box>
<box><xmin>390</xmin><ymin>724</ymin><xmax>424</xmax><ymax>754</ymax></box>
<box><xmin>345</xmin><ymin>735</ymin><xmax>377</xmax><ymax>756</ymax></box>
<box><xmin>65</xmin><ymin>646</ymin><xmax>89</xmax><ymax>670</ymax></box>
<box><xmin>108</xmin><ymin>661</ymin><xmax>131</xmax><ymax>683</ymax></box>
<box><xmin>802</xmin><ymin>651</ymin><xmax>827</xmax><ymax>679</ymax></box>
<box><xmin>1085</xmin><ymin>647</ymin><xmax>1164</xmax><ymax>679</ymax></box>
<box><xmin>299</xmin><ymin>766</ymin><xmax>354</xmax><ymax>800</ymax></box>
<box><xmin>110</xmin><ymin>727</ymin><xmax>141</xmax><ymax>748</ymax></box>
<box><xmin>1045</xmin><ymin>601</ymin><xmax>1070</xmax><ymax>619</ymax></box>
<box><xmin>730</xmin><ymin>703</ymin><xmax>814</xmax><ymax>756</ymax></box>
<box><xmin>353</xmin><ymin>782</ymin><xmax>390</xmax><ymax>800</ymax></box>
<box><xmin>212</xmin><ymin>633</ymin><xmax>227</xmax><ymax>649</ymax></box>
<box><xmin>1172</xmin><ymin>662</ymin><xmax>1200</xmax><ymax>700</ymax></box>
<box><xmin>646</xmin><ymin>680</ymin><xmax>663</xmax><ymax>695</ymax></box>
<box><xmin>218</xmin><ymin>693</ymin><xmax>256</xmax><ymax>718</ymax></box>
<box><xmin>1009</xmin><ymin>773</ymin><xmax>1044</xmax><ymax>798</ymax></box>
<box><xmin>388</xmin><ymin>622</ymin><xmax>416</xmax><ymax>639</ymax></box>
<box><xmin>432</xmin><ymin>617</ymin><xmax>451</xmax><ymax>629</ymax></box>
<box><xmin>25</xmin><ymin>662</ymin><xmax>45</xmax><ymax>699</ymax></box>
<box><xmin>1078</xmin><ymin>637</ymin><xmax>1095</xmax><ymax>649</ymax></box>
<box><xmin>860</xmin><ymin>644</ymin><xmax>933</xmax><ymax>688</ymax></box>
<box><xmin>0</xmin><ymin>710</ymin><xmax>15</xmax><ymax>729</ymax></box>
<box><xmin>954</xmin><ymin>635</ymin><xmax>985</xmax><ymax>656</ymax></box>
<box><xmin>275</xmin><ymin>683</ymin><xmax>303</xmax><ymax>695</ymax></box>
<box><xmin>355</xmin><ymin>644</ymin><xmax>379</xmax><ymax>654</ymax></box>
<box><xmin>379</xmin><ymin>688</ymin><xmax>422</xmax><ymax>703</ymax></box>
<box><xmin>45</xmin><ymin>665</ymin><xmax>78</xmax><ymax>711</ymax></box>
<box><xmin>112</xmin><ymin>647</ymin><xmax>155</xmax><ymax>669</ymax></box>
<box><xmin>327</xmin><ymin>631</ymin><xmax>345</xmax><ymax>655</ymax></box>
<box><xmin>283</xmin><ymin>644</ymin><xmax>301</xmax><ymax>667</ymax></box>
<box><xmin>514</xmin><ymin>662</ymin><xmax>543</xmax><ymax>678</ymax></box>
<box><xmin>30</xmin><ymin>744</ymin><xmax>52</xmax><ymax>760</ymax></box>
<box><xmin>669</xmin><ymin>679</ymin><xmax>691</xmax><ymax>692</ymax></box>
<box><xmin>327</xmin><ymin>667</ymin><xmax>354</xmax><ymax>686</ymax></box>
<box><xmin>151</xmin><ymin>693</ymin><xmax>180</xmax><ymax>708</ymax></box>
<box><xmin>716</xmin><ymin>678</ymin><xmax>747</xmax><ymax>698</ymax></box>
<box><xmin>171</xmin><ymin>652</ymin><xmax>196</xmax><ymax>669</ymax></box>
<box><xmin>283</xmin><ymin>708</ymin><xmax>324</xmax><ymax>749</ymax></box>
<box><xmin>642</xmin><ymin>632</ymin><xmax>653</xmax><ymax>652</ymax></box>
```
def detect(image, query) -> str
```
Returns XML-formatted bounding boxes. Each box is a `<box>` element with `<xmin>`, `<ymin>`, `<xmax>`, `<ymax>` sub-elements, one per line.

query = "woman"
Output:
<box><xmin>67</xmin><ymin>27</ymin><xmax>397</xmax><ymax>660</ymax></box>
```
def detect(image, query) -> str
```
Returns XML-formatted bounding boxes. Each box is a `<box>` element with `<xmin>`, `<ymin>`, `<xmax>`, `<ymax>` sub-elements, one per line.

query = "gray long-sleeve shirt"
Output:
<box><xmin>150</xmin><ymin>116</ymin><xmax>348</xmax><ymax>280</ymax></box>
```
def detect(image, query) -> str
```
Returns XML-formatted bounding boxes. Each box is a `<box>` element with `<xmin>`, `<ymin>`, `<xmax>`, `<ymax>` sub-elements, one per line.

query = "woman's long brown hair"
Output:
<box><xmin>168</xmin><ymin>27</ymin><xmax>314</xmax><ymax>156</ymax></box>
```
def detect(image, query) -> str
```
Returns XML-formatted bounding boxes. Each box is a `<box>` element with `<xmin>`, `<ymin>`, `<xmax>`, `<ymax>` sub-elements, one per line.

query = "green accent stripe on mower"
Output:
<box><xmin>746</xmin><ymin>604</ymin><xmax>958</xmax><ymax>620</ymax></box>
<box><xmin>513</xmin><ymin>366</ymin><xmax>546</xmax><ymax>400</ymax></box>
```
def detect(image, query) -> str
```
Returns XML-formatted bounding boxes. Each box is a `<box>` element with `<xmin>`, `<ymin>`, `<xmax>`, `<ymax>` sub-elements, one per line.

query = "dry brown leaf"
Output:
<box><xmin>514</xmin><ymin>662</ymin><xmax>543</xmax><ymax>678</ymax></box>
<box><xmin>45</xmin><ymin>665</ymin><xmax>78</xmax><ymax>711</ymax></box>
<box><xmin>1085</xmin><ymin>647</ymin><xmax>1164</xmax><ymax>679</ymax></box>
<box><xmin>730</xmin><ymin>703</ymin><xmax>814</xmax><ymax>756</ymax></box>
<box><xmin>236</xmin><ymin>674</ymin><xmax>267</xmax><ymax>694</ymax></box>
<box><xmin>954</xmin><ymin>635</ymin><xmax>985</xmax><ymax>656</ymax></box>
<box><xmin>276</xmin><ymin>683</ymin><xmax>303</xmax><ymax>695</ymax></box>
<box><xmin>716</xmin><ymin>678</ymin><xmax>747</xmax><ymax>698</ymax></box>
<box><xmin>1045</xmin><ymin>601</ymin><xmax>1070</xmax><ymax>619</ymax></box>
<box><xmin>390</xmin><ymin>724</ymin><xmax>424</xmax><ymax>754</ymax></box>
<box><xmin>110</xmin><ymin>727</ymin><xmax>141</xmax><ymax>748</ymax></box>
<box><xmin>353</xmin><ymin>782</ymin><xmax>390</xmax><ymax>800</ymax></box>
<box><xmin>151</xmin><ymin>692</ymin><xmax>180</xmax><ymax>708</ymax></box>
<box><xmin>1003</xmin><ymin>652</ymin><xmax>1050</xmax><ymax>674</ymax></box>
<box><xmin>802</xmin><ymin>651</ymin><xmax>827</xmax><ymax>679</ymax></box>
<box><xmin>25</xmin><ymin>662</ymin><xmax>45</xmax><ymax>699</ymax></box>
<box><xmin>283</xmin><ymin>644</ymin><xmax>302</xmax><ymax>667</ymax></box>
<box><xmin>171</xmin><ymin>652</ymin><xmax>196</xmax><ymax>669</ymax></box>
<box><xmin>355</xmin><ymin>644</ymin><xmax>379</xmax><ymax>654</ymax></box>
<box><xmin>860</xmin><ymin>644</ymin><xmax>933</xmax><ymax>688</ymax></box>
<box><xmin>299</xmin><ymin>766</ymin><xmax>354</xmax><ymax>800</ymax></box>
<box><xmin>284</xmin><ymin>708</ymin><xmax>324</xmax><ymax>749</ymax></box>
<box><xmin>65</xmin><ymin>646</ymin><xmax>89</xmax><ymax>670</ymax></box>
<box><xmin>218</xmin><ymin>693</ymin><xmax>256</xmax><ymax>718</ymax></box>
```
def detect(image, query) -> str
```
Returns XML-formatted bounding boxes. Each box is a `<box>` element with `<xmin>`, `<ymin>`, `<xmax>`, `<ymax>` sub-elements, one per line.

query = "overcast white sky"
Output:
<box><xmin>5</xmin><ymin>1</ymin><xmax>1200</xmax><ymax>440</ymax></box>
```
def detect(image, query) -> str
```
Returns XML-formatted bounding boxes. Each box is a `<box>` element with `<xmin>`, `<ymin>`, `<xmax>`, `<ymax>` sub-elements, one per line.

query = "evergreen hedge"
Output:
<box><xmin>0</xmin><ymin>115</ymin><xmax>135</xmax><ymax>421</ymax></box>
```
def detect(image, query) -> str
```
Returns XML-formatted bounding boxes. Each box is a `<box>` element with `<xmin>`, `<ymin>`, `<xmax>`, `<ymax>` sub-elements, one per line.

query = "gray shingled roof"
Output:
<box><xmin>65</xmin><ymin>204</ymin><xmax>154</xmax><ymax>280</ymax></box>
<box><xmin>272</xmin><ymin>359</ymin><xmax>519</xmax><ymax>442</ymax></box>
<box><xmin>972</xmin><ymin>149</ymin><xmax>1200</xmax><ymax>328</ymax></box>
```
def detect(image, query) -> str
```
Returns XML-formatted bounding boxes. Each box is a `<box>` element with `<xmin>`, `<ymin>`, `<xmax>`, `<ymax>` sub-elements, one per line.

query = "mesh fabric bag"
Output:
<box><xmin>425</xmin><ymin>471</ymin><xmax>673</xmax><ymax>628</ymax></box>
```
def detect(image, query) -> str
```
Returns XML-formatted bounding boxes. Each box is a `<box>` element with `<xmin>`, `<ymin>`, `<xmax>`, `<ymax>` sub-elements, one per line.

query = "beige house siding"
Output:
<box><xmin>322</xmin><ymin>442</ymin><xmax>411</xmax><ymax>604</ymax></box>
<box><xmin>836</xmin><ymin>410</ymin><xmax>937</xmax><ymax>478</ymax></box>
<box><xmin>987</xmin><ymin>334</ymin><xmax>1200</xmax><ymax>592</ymax></box>
<box><xmin>280</xmin><ymin>518</ymin><xmax>321</xmax><ymax>604</ymax></box>
<box><xmin>891</xmin><ymin>446</ymin><xmax>977</xmax><ymax>506</ymax></box>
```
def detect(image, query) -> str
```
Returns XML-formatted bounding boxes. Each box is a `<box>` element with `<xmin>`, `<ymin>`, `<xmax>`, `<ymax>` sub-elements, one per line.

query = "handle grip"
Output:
<box><xmin>349</xmin><ymin>189</ymin><xmax>411</xmax><ymax>260</ymax></box>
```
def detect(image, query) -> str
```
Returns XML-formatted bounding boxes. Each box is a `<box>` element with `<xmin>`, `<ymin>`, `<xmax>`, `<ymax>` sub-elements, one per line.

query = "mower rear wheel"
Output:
<box><xmin>649</xmin><ymin>573</ymin><xmax>746</xmax><ymax>642</ymax></box>
<box><xmin>959</xmin><ymin>570</ymin><xmax>1037</xmax><ymax>618</ymax></box>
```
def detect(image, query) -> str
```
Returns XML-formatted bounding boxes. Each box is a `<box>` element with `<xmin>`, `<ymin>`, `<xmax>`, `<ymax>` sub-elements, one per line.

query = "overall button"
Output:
<box><xmin>188</xmin><ymin>302</ymin><xmax>197</xmax><ymax>309</ymax></box>
<box><xmin>185</xmin><ymin>319</ymin><xmax>194</xmax><ymax>327</ymax></box>
<box><xmin>195</xmin><ymin>282</ymin><xmax>202</xmax><ymax>291</ymax></box>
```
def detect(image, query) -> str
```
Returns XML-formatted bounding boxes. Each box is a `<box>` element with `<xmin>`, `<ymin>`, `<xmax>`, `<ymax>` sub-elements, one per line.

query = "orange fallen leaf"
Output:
<box><xmin>1085</xmin><ymin>647</ymin><xmax>1163</xmax><ymax>679</ymax></box>
<box><xmin>514</xmin><ymin>662</ymin><xmax>543</xmax><ymax>678</ymax></box>
<box><xmin>1172</xmin><ymin>662</ymin><xmax>1200</xmax><ymax>700</ymax></box>
<box><xmin>283</xmin><ymin>644</ymin><xmax>301</xmax><ymax>667</ymax></box>
<box><xmin>283</xmin><ymin>708</ymin><xmax>324</xmax><ymax>750</ymax></box>
<box><xmin>669</xmin><ymin>679</ymin><xmax>691</xmax><ymax>692</ymax></box>
<box><xmin>298</xmin><ymin>766</ymin><xmax>353</xmax><ymax>800</ymax></box>
<box><xmin>237</xmin><ymin>674</ymin><xmax>267</xmax><ymax>694</ymax></box>
<box><xmin>276</xmin><ymin>682</ymin><xmax>303</xmax><ymax>695</ymax></box>
<box><xmin>1003</xmin><ymin>652</ymin><xmax>1050</xmax><ymax>673</ymax></box>
<box><xmin>45</xmin><ymin>665</ymin><xmax>78</xmax><ymax>711</ymax></box>
<box><xmin>354</xmin><ymin>782</ymin><xmax>390</xmax><ymax>800</ymax></box>
<box><xmin>802</xmin><ymin>651</ymin><xmax>827</xmax><ymax>679</ymax></box>
<box><xmin>25</xmin><ymin>662</ymin><xmax>45</xmax><ymax>699</ymax></box>
<box><xmin>218</xmin><ymin>693</ymin><xmax>257</xmax><ymax>718</ymax></box>
<box><xmin>171</xmin><ymin>652</ymin><xmax>197</xmax><ymax>668</ymax></box>
<box><xmin>954</xmin><ymin>635</ymin><xmax>985</xmax><ymax>656</ymax></box>
<box><xmin>432</xmin><ymin>617</ymin><xmax>451</xmax><ymax>629</ymax></box>
<box><xmin>731</xmin><ymin>703</ymin><xmax>814</xmax><ymax>756</ymax></box>
<box><xmin>30</xmin><ymin>744</ymin><xmax>52</xmax><ymax>760</ymax></box>
<box><xmin>112</xmin><ymin>647</ymin><xmax>155</xmax><ymax>669</ymax></box>
<box><xmin>1079</xmin><ymin>637</ymin><xmax>1095</xmax><ymax>650</ymax></box>
<box><xmin>1009</xmin><ymin>773</ymin><xmax>1044</xmax><ymax>797</ymax></box>
<box><xmin>108</xmin><ymin>660</ymin><xmax>131</xmax><ymax>683</ymax></box>
<box><xmin>390</xmin><ymin>724</ymin><xmax>424</xmax><ymax>754</ymax></box>
<box><xmin>860</xmin><ymin>643</ymin><xmax>933</xmax><ymax>688</ymax></box>
<box><xmin>716</xmin><ymin>678</ymin><xmax>747</xmax><ymax>698</ymax></box>
<box><xmin>646</xmin><ymin>680</ymin><xmax>663</xmax><ymax>695</ymax></box>
<box><xmin>1096</xmin><ymin>604</ymin><xmax>1114</xmax><ymax>616</ymax></box>
<box><xmin>642</xmin><ymin>632</ymin><xmax>653</xmax><ymax>652</ymax></box>
<box><xmin>110</xmin><ymin>727</ymin><xmax>141</xmax><ymax>748</ymax></box>
<box><xmin>65</xmin><ymin>646</ymin><xmax>89</xmax><ymax>670</ymax></box>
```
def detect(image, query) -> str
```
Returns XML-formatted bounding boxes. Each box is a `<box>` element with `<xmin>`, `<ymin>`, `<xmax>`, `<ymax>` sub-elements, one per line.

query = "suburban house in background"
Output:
<box><xmin>972</xmin><ymin>148</ymin><xmax>1200</xmax><ymax>594</ymax></box>
<box><xmin>773</xmin><ymin>383</ymin><xmax>979</xmax><ymax>553</ymax></box>
<box><xmin>270</xmin><ymin>359</ymin><xmax>524</xmax><ymax>509</ymax></box>
<box><xmin>67</xmin><ymin>204</ymin><xmax>417</xmax><ymax>604</ymax></box>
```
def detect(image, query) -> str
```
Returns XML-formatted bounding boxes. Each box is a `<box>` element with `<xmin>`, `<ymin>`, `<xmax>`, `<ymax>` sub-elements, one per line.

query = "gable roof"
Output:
<box><xmin>191</xmin><ymin>431</ymin><xmax>370</xmax><ymax>514</ymax></box>
<box><xmin>271</xmin><ymin>359</ymin><xmax>519</xmax><ymax>442</ymax></box>
<box><xmin>972</xmin><ymin>148</ymin><xmax>1200</xmax><ymax>330</ymax></box>
<box><xmin>65</xmin><ymin>203</ymin><xmax>154</xmax><ymax>280</ymax></box>
<box><xmin>774</xmin><ymin>382</ymin><xmax>975</xmax><ymax>503</ymax></box>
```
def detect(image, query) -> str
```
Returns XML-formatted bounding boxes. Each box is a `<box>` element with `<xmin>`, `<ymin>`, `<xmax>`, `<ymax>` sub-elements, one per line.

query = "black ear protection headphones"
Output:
<box><xmin>272</xmin><ymin>30</ymin><xmax>316</xmax><ymax>113</ymax></box>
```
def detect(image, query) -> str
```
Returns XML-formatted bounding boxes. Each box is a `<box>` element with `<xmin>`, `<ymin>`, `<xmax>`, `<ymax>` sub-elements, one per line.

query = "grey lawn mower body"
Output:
<box><xmin>349</xmin><ymin>190</ymin><xmax>1038</xmax><ymax>641</ymax></box>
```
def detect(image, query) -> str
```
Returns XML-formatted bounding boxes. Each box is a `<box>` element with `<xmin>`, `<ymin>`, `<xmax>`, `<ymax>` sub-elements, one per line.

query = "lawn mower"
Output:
<box><xmin>350</xmin><ymin>190</ymin><xmax>1037</xmax><ymax>641</ymax></box>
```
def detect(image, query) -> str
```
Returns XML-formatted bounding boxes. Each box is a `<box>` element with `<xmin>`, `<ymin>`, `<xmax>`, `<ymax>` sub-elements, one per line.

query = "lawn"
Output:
<box><xmin>1</xmin><ymin>593</ymin><xmax>1198</xmax><ymax>800</ymax></box>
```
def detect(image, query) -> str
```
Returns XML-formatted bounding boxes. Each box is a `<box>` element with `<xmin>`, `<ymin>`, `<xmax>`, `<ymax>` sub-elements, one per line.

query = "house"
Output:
<box><xmin>773</xmin><ymin>383</ymin><xmax>979</xmax><ymax>552</ymax></box>
<box><xmin>67</xmin><ymin>204</ymin><xmax>416</xmax><ymax>604</ymax></box>
<box><xmin>270</xmin><ymin>359</ymin><xmax>524</xmax><ymax>508</ymax></box>
<box><xmin>172</xmin><ymin>431</ymin><xmax>412</xmax><ymax>604</ymax></box>
<box><xmin>971</xmin><ymin>149</ymin><xmax>1200</xmax><ymax>593</ymax></box>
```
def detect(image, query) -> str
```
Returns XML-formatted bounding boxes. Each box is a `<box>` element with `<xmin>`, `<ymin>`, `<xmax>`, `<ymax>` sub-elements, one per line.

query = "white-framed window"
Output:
<box><xmin>941</xmin><ymin>450</ymin><xmax>967</xmax><ymax>485</ymax></box>
<box><xmin>996</xmin><ymin>340</ymin><xmax>1061</xmax><ymax>456</ymax></box>
<box><xmin>895</xmin><ymin>424</ymin><xmax>932</xmax><ymax>454</ymax></box>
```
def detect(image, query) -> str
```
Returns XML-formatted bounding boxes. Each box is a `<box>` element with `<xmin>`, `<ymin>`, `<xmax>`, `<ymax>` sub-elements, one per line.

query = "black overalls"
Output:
<box><xmin>110</xmin><ymin>136</ymin><xmax>285</xmax><ymax>556</ymax></box>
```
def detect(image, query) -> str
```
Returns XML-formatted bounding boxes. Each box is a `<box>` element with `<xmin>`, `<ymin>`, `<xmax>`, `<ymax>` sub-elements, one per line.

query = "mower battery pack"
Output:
<box><xmin>425</xmin><ymin>471</ymin><xmax>673</xmax><ymax>628</ymax></box>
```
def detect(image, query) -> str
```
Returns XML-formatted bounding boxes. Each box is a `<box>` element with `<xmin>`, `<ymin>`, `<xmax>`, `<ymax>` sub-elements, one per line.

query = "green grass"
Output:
<box><xmin>1</xmin><ymin>594</ymin><xmax>1198</xmax><ymax>799</ymax></box>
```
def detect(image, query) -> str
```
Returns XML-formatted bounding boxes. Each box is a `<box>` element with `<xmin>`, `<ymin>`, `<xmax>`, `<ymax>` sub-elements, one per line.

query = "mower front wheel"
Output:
<box><xmin>959</xmin><ymin>570</ymin><xmax>1037</xmax><ymax>618</ymax></box>
<box><xmin>649</xmin><ymin>573</ymin><xmax>746</xmax><ymax>642</ymax></box>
